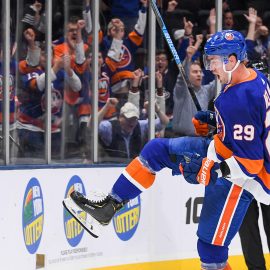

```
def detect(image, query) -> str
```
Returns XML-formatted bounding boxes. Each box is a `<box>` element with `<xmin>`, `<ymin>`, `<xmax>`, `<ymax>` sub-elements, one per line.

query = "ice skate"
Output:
<box><xmin>63</xmin><ymin>190</ymin><xmax>126</xmax><ymax>237</ymax></box>
<box><xmin>63</xmin><ymin>194</ymin><xmax>102</xmax><ymax>238</ymax></box>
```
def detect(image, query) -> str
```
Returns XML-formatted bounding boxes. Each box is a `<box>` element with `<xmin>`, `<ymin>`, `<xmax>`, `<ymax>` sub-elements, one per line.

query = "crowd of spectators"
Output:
<box><xmin>1</xmin><ymin>0</ymin><xmax>270</xmax><ymax>164</ymax></box>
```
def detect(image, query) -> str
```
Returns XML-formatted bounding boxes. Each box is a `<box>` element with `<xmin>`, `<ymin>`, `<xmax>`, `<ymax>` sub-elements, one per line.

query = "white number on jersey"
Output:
<box><xmin>27</xmin><ymin>72</ymin><xmax>39</xmax><ymax>81</ymax></box>
<box><xmin>233</xmin><ymin>124</ymin><xmax>254</xmax><ymax>141</ymax></box>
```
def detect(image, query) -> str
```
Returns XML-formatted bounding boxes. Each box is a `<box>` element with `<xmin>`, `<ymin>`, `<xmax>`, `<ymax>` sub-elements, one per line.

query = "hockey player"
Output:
<box><xmin>180</xmin><ymin>30</ymin><xmax>270</xmax><ymax>269</ymax></box>
<box><xmin>63</xmin><ymin>30</ymin><xmax>270</xmax><ymax>270</ymax></box>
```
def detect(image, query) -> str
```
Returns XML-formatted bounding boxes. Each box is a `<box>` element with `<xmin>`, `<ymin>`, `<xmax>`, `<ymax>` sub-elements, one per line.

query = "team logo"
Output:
<box><xmin>63</xmin><ymin>175</ymin><xmax>86</xmax><ymax>247</ymax></box>
<box><xmin>98</xmin><ymin>79</ymin><xmax>110</xmax><ymax>103</ymax></box>
<box><xmin>113</xmin><ymin>196</ymin><xmax>141</xmax><ymax>241</ymax></box>
<box><xmin>22</xmin><ymin>178</ymin><xmax>44</xmax><ymax>254</ymax></box>
<box><xmin>117</xmin><ymin>44</ymin><xmax>132</xmax><ymax>68</ymax></box>
<box><xmin>216</xmin><ymin>108</ymin><xmax>225</xmax><ymax>141</ymax></box>
<box><xmin>224</xmin><ymin>32</ymin><xmax>234</xmax><ymax>41</ymax></box>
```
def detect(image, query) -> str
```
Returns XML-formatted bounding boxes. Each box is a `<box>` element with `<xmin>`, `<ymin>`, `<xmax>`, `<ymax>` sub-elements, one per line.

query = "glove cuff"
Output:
<box><xmin>197</xmin><ymin>158</ymin><xmax>216</xmax><ymax>186</ymax></box>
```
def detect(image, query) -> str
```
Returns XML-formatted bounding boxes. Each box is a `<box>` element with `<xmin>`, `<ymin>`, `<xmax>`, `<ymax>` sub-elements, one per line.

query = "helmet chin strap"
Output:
<box><xmin>223</xmin><ymin>60</ymin><xmax>240</xmax><ymax>84</ymax></box>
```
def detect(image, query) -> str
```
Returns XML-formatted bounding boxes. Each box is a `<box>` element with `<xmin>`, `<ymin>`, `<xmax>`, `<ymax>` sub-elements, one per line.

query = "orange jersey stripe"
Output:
<box><xmin>125</xmin><ymin>157</ymin><xmax>155</xmax><ymax>189</ymax></box>
<box><xmin>29</xmin><ymin>79</ymin><xmax>37</xmax><ymax>90</ymax></box>
<box><xmin>234</xmin><ymin>156</ymin><xmax>263</xmax><ymax>175</ymax></box>
<box><xmin>110</xmin><ymin>70</ymin><xmax>134</xmax><ymax>85</ymax></box>
<box><xmin>64</xmin><ymin>90</ymin><xmax>80</xmax><ymax>105</ymax></box>
<box><xmin>105</xmin><ymin>57</ymin><xmax>117</xmax><ymax>72</ymax></box>
<box><xmin>239</xmin><ymin>68</ymin><xmax>257</xmax><ymax>83</ymax></box>
<box><xmin>18</xmin><ymin>60</ymin><xmax>29</xmax><ymax>73</ymax></box>
<box><xmin>54</xmin><ymin>43</ymin><xmax>71</xmax><ymax>57</ymax></box>
<box><xmin>128</xmin><ymin>31</ymin><xmax>143</xmax><ymax>46</ymax></box>
<box><xmin>232</xmin><ymin>68</ymin><xmax>257</xmax><ymax>85</ymax></box>
<box><xmin>77</xmin><ymin>103</ymin><xmax>91</xmax><ymax>116</ymax></box>
<box><xmin>224</xmin><ymin>68</ymin><xmax>257</xmax><ymax>93</ymax></box>
<box><xmin>214</xmin><ymin>135</ymin><xmax>270</xmax><ymax>187</ymax></box>
<box><xmin>213</xmin><ymin>184</ymin><xmax>242</xmax><ymax>246</ymax></box>
<box><xmin>213</xmin><ymin>135</ymin><xmax>233</xmax><ymax>159</ymax></box>
<box><xmin>103</xmin><ymin>106</ymin><xmax>117</xmax><ymax>119</ymax></box>
<box><xmin>257</xmin><ymin>167</ymin><xmax>270</xmax><ymax>189</ymax></box>
<box><xmin>54</xmin><ymin>42</ymin><xmax>88</xmax><ymax>73</ymax></box>
<box><xmin>19</xmin><ymin>60</ymin><xmax>43</xmax><ymax>74</ymax></box>
<box><xmin>73</xmin><ymin>61</ymin><xmax>87</xmax><ymax>74</ymax></box>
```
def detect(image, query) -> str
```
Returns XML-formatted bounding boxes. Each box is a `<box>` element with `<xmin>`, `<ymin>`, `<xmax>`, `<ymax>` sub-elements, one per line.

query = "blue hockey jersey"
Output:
<box><xmin>213</xmin><ymin>68</ymin><xmax>270</xmax><ymax>204</ymax></box>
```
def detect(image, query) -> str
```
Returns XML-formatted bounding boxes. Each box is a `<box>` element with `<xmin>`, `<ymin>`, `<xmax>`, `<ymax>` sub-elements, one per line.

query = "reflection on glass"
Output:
<box><xmin>4</xmin><ymin>0</ymin><xmax>210</xmax><ymax>165</ymax></box>
<box><xmin>0</xmin><ymin>50</ymin><xmax>18</xmax><ymax>164</ymax></box>
<box><xmin>54</xmin><ymin>12</ymin><xmax>91</xmax><ymax>163</ymax></box>
<box><xmin>96</xmin><ymin>0</ymin><xmax>155</xmax><ymax>164</ymax></box>
<box><xmin>0</xmin><ymin>0</ymin><xmax>19</xmax><ymax>164</ymax></box>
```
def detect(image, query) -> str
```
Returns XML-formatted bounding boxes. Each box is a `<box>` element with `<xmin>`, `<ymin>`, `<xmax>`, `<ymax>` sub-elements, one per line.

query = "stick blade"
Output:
<box><xmin>63</xmin><ymin>197</ymin><xmax>102</xmax><ymax>238</ymax></box>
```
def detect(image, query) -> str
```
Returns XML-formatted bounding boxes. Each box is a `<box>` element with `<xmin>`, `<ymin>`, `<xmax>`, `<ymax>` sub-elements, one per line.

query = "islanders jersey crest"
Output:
<box><xmin>224</xmin><ymin>32</ymin><xmax>234</xmax><ymax>41</ymax></box>
<box><xmin>215</xmin><ymin>107</ymin><xmax>226</xmax><ymax>141</ymax></box>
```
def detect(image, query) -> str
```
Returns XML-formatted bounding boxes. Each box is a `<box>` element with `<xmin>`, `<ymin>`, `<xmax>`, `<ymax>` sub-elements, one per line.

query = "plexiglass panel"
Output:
<box><xmin>2</xmin><ymin>0</ymin><xmax>241</xmax><ymax>166</ymax></box>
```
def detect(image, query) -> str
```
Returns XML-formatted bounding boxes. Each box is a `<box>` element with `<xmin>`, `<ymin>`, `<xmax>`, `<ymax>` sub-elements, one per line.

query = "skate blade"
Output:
<box><xmin>63</xmin><ymin>197</ymin><xmax>101</xmax><ymax>238</ymax></box>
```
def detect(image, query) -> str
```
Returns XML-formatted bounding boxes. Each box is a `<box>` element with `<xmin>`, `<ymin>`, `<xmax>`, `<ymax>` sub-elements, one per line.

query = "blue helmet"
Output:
<box><xmin>204</xmin><ymin>30</ymin><xmax>247</xmax><ymax>61</ymax></box>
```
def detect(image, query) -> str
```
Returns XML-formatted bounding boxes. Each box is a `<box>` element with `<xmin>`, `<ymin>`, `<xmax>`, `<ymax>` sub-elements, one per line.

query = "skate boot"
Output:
<box><xmin>70</xmin><ymin>190</ymin><xmax>127</xmax><ymax>225</ymax></box>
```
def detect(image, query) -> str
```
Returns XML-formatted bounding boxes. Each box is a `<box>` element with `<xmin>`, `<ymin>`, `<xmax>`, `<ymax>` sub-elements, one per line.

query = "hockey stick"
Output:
<box><xmin>150</xmin><ymin>0</ymin><xmax>202</xmax><ymax>111</ymax></box>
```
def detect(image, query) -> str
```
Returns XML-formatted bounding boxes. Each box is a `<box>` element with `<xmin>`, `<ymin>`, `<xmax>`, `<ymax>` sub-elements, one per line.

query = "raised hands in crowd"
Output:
<box><xmin>183</xmin><ymin>17</ymin><xmax>193</xmax><ymax>37</ymax></box>
<box><xmin>167</xmin><ymin>0</ymin><xmax>178</xmax><ymax>12</ymax></box>
<box><xmin>9</xmin><ymin>0</ymin><xmax>270</xmax><ymax>163</ymax></box>
<box><xmin>108</xmin><ymin>19</ymin><xmax>125</xmax><ymax>40</ymax></box>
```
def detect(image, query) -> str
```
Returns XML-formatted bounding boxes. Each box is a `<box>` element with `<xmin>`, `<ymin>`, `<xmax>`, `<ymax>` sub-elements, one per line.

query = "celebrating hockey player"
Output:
<box><xmin>63</xmin><ymin>30</ymin><xmax>270</xmax><ymax>270</ymax></box>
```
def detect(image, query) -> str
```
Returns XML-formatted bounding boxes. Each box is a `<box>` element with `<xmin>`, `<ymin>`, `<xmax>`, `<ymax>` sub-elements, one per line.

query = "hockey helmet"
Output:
<box><xmin>204</xmin><ymin>30</ymin><xmax>247</xmax><ymax>61</ymax></box>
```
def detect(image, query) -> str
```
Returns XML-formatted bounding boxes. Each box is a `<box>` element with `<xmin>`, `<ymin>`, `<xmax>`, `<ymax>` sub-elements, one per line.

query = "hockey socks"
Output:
<box><xmin>111</xmin><ymin>138</ymin><xmax>173</xmax><ymax>202</ymax></box>
<box><xmin>111</xmin><ymin>157</ymin><xmax>156</xmax><ymax>202</ymax></box>
<box><xmin>198</xmin><ymin>239</ymin><xmax>231</xmax><ymax>270</ymax></box>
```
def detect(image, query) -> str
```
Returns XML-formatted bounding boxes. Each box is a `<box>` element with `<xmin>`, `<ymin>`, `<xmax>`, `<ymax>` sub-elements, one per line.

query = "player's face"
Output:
<box><xmin>205</xmin><ymin>55</ymin><xmax>229</xmax><ymax>84</ymax></box>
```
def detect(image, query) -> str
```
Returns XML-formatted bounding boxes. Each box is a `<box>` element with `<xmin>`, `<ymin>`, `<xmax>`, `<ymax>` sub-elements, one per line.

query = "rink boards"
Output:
<box><xmin>0</xmin><ymin>166</ymin><xmax>268</xmax><ymax>270</ymax></box>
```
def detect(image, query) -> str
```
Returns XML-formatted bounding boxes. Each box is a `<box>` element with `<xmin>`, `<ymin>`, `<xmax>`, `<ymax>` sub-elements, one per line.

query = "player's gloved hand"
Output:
<box><xmin>192</xmin><ymin>110</ymin><xmax>216</xmax><ymax>136</ymax></box>
<box><xmin>179</xmin><ymin>152</ymin><xmax>220</xmax><ymax>186</ymax></box>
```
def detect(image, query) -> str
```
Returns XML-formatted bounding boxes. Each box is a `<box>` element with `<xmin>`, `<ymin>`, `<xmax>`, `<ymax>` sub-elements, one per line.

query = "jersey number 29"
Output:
<box><xmin>233</xmin><ymin>124</ymin><xmax>254</xmax><ymax>141</ymax></box>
